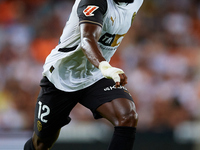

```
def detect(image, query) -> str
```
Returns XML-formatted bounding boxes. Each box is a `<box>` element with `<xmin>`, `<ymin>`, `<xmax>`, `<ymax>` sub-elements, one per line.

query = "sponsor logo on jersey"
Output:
<box><xmin>83</xmin><ymin>5</ymin><xmax>99</xmax><ymax>16</ymax></box>
<box><xmin>99</xmin><ymin>33</ymin><xmax>125</xmax><ymax>47</ymax></box>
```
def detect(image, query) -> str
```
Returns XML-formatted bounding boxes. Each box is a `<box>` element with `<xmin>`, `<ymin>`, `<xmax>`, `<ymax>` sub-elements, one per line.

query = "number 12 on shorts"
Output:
<box><xmin>37</xmin><ymin>101</ymin><xmax>50</xmax><ymax>123</ymax></box>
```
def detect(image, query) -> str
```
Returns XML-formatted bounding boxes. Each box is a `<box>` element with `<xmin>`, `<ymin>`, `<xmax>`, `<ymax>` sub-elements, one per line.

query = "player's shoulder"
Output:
<box><xmin>127</xmin><ymin>0</ymin><xmax>143</xmax><ymax>11</ymax></box>
<box><xmin>78</xmin><ymin>0</ymin><xmax>108</xmax><ymax>8</ymax></box>
<box><xmin>77</xmin><ymin>0</ymin><xmax>108</xmax><ymax>17</ymax></box>
<box><xmin>136</xmin><ymin>0</ymin><xmax>144</xmax><ymax>6</ymax></box>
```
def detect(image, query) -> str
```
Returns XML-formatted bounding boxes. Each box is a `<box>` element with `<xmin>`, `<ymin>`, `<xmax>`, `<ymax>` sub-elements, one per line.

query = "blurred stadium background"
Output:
<box><xmin>0</xmin><ymin>0</ymin><xmax>200</xmax><ymax>149</ymax></box>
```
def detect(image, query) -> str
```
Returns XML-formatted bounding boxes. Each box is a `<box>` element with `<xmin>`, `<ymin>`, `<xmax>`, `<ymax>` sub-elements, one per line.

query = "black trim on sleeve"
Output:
<box><xmin>58</xmin><ymin>45</ymin><xmax>78</xmax><ymax>52</ymax></box>
<box><xmin>77</xmin><ymin>0</ymin><xmax>107</xmax><ymax>27</ymax></box>
<box><xmin>79</xmin><ymin>20</ymin><xmax>103</xmax><ymax>27</ymax></box>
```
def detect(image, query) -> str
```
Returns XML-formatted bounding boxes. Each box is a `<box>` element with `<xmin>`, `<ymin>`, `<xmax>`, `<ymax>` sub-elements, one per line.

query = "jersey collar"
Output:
<box><xmin>113</xmin><ymin>0</ymin><xmax>134</xmax><ymax>5</ymax></box>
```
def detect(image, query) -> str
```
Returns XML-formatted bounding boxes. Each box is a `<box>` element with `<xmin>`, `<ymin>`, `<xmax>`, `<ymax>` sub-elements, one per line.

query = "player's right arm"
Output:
<box><xmin>80</xmin><ymin>23</ymin><xmax>106</xmax><ymax>68</ymax></box>
<box><xmin>77</xmin><ymin>0</ymin><xmax>127</xmax><ymax>87</ymax></box>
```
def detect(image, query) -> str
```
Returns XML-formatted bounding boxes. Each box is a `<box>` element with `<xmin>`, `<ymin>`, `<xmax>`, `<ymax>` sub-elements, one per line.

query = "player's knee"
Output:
<box><xmin>117</xmin><ymin>110</ymin><xmax>138</xmax><ymax>127</ymax></box>
<box><xmin>24</xmin><ymin>138</ymin><xmax>35</xmax><ymax>150</ymax></box>
<box><xmin>33</xmin><ymin>139</ymin><xmax>52</xmax><ymax>150</ymax></box>
<box><xmin>32</xmin><ymin>134</ymin><xmax>54</xmax><ymax>150</ymax></box>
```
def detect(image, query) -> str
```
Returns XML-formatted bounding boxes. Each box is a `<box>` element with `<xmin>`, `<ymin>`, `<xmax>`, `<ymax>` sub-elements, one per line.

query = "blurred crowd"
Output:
<box><xmin>0</xmin><ymin>0</ymin><xmax>200</xmax><ymax>132</ymax></box>
<box><xmin>120</xmin><ymin>0</ymin><xmax>200</xmax><ymax>131</ymax></box>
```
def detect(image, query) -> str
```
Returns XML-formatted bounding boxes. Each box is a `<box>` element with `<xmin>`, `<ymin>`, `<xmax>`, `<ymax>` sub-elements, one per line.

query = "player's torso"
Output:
<box><xmin>99</xmin><ymin>0</ymin><xmax>138</xmax><ymax>49</ymax></box>
<box><xmin>61</xmin><ymin>0</ymin><xmax>141</xmax><ymax>50</ymax></box>
<box><xmin>43</xmin><ymin>0</ymin><xmax>143</xmax><ymax>91</ymax></box>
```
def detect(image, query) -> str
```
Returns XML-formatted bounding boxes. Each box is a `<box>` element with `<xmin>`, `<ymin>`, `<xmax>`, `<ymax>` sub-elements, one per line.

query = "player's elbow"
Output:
<box><xmin>80</xmin><ymin>36</ymin><xmax>96</xmax><ymax>53</ymax></box>
<box><xmin>81</xmin><ymin>36</ymin><xmax>91</xmax><ymax>48</ymax></box>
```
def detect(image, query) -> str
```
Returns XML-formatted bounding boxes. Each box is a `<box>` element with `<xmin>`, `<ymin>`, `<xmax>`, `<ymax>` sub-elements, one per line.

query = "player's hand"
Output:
<box><xmin>99</xmin><ymin>61</ymin><xmax>127</xmax><ymax>87</ymax></box>
<box><xmin>116</xmin><ymin>73</ymin><xmax>127</xmax><ymax>87</ymax></box>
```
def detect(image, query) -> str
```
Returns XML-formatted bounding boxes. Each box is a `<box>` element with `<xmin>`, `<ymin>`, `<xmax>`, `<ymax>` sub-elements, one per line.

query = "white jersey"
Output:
<box><xmin>42</xmin><ymin>0</ymin><xmax>143</xmax><ymax>92</ymax></box>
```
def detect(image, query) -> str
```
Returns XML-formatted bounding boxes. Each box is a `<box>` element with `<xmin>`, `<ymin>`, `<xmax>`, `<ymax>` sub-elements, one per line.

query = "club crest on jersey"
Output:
<box><xmin>37</xmin><ymin>120</ymin><xmax>42</xmax><ymax>132</ymax></box>
<box><xmin>83</xmin><ymin>5</ymin><xmax>99</xmax><ymax>16</ymax></box>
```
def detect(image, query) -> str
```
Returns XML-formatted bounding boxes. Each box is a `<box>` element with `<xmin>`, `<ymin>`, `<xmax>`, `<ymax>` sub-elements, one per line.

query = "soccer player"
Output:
<box><xmin>24</xmin><ymin>0</ymin><xmax>143</xmax><ymax>149</ymax></box>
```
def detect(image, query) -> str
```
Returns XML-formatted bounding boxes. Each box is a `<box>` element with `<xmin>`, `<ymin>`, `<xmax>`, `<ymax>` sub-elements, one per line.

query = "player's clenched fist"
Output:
<box><xmin>99</xmin><ymin>61</ymin><xmax>127</xmax><ymax>87</ymax></box>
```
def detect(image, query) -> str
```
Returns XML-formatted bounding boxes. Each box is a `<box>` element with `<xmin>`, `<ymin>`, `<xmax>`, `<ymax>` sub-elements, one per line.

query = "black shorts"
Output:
<box><xmin>34</xmin><ymin>76</ymin><xmax>133</xmax><ymax>138</ymax></box>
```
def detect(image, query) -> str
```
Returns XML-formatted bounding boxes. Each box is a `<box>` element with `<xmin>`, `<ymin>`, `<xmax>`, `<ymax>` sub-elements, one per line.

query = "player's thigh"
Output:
<box><xmin>34</xmin><ymin>77</ymin><xmax>80</xmax><ymax>139</ymax></box>
<box><xmin>79</xmin><ymin>78</ymin><xmax>135</xmax><ymax>121</ymax></box>
<box><xmin>32</xmin><ymin>130</ymin><xmax>60</xmax><ymax>149</ymax></box>
<box><xmin>96</xmin><ymin>98</ymin><xmax>138</xmax><ymax>126</ymax></box>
